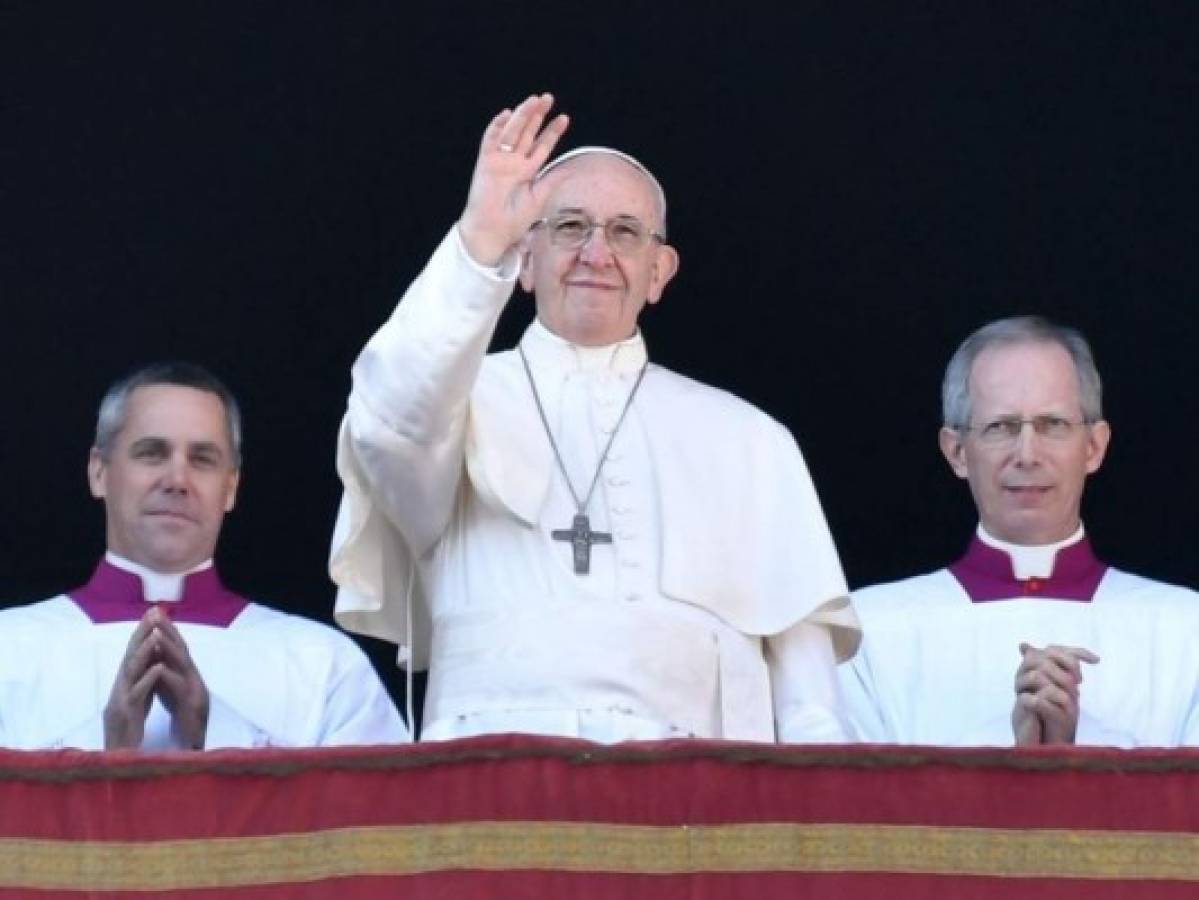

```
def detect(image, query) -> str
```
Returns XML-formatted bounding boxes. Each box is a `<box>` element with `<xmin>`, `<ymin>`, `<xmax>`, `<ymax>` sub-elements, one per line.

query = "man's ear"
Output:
<box><xmin>1085</xmin><ymin>419</ymin><xmax>1111</xmax><ymax>475</ymax></box>
<box><xmin>645</xmin><ymin>244</ymin><xmax>679</xmax><ymax>306</ymax></box>
<box><xmin>223</xmin><ymin>468</ymin><xmax>241</xmax><ymax>513</ymax></box>
<box><xmin>87</xmin><ymin>447</ymin><xmax>107</xmax><ymax>499</ymax></box>
<box><xmin>517</xmin><ymin>233</ymin><xmax>536</xmax><ymax>293</ymax></box>
<box><xmin>939</xmin><ymin>426</ymin><xmax>969</xmax><ymax>479</ymax></box>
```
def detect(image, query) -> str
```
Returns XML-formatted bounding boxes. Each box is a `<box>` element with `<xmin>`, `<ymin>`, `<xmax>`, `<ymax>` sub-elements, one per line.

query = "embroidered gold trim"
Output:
<box><xmin>2</xmin><ymin>822</ymin><xmax>1197</xmax><ymax>890</ymax></box>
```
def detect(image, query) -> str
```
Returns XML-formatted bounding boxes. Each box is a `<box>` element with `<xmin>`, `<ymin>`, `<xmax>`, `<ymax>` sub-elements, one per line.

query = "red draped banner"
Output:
<box><xmin>1</xmin><ymin>736</ymin><xmax>1197</xmax><ymax>898</ymax></box>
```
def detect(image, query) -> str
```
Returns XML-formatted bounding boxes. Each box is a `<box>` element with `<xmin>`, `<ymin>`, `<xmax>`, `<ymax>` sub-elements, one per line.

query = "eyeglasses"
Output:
<box><xmin>532</xmin><ymin>213</ymin><xmax>665</xmax><ymax>255</ymax></box>
<box><xmin>963</xmin><ymin>415</ymin><xmax>1089</xmax><ymax>446</ymax></box>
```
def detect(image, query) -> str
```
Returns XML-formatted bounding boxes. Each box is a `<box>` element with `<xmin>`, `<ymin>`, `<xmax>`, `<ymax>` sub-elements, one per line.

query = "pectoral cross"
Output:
<box><xmin>552</xmin><ymin>513</ymin><xmax>613</xmax><ymax>575</ymax></box>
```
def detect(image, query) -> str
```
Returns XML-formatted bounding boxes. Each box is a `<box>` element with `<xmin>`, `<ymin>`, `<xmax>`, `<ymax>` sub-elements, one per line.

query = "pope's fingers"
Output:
<box><xmin>528</xmin><ymin>113</ymin><xmax>570</xmax><ymax>168</ymax></box>
<box><xmin>481</xmin><ymin>109</ymin><xmax>514</xmax><ymax>149</ymax></box>
<box><xmin>511</xmin><ymin>96</ymin><xmax>551</xmax><ymax>154</ymax></box>
<box><xmin>488</xmin><ymin>95</ymin><xmax>537</xmax><ymax>152</ymax></box>
<box><xmin>499</xmin><ymin>94</ymin><xmax>554</xmax><ymax>151</ymax></box>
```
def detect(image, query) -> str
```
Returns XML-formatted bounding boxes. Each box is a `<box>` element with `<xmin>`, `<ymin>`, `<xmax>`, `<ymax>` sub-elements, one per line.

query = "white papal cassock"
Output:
<box><xmin>841</xmin><ymin>529</ymin><xmax>1199</xmax><ymax>746</ymax></box>
<box><xmin>330</xmin><ymin>227</ymin><xmax>860</xmax><ymax>743</ymax></box>
<box><xmin>0</xmin><ymin>556</ymin><xmax>408</xmax><ymax>750</ymax></box>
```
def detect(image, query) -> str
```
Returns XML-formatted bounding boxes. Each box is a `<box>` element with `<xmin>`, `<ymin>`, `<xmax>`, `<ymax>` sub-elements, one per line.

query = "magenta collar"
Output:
<box><xmin>948</xmin><ymin>535</ymin><xmax>1108</xmax><ymax>603</ymax></box>
<box><xmin>69</xmin><ymin>559</ymin><xmax>249</xmax><ymax>626</ymax></box>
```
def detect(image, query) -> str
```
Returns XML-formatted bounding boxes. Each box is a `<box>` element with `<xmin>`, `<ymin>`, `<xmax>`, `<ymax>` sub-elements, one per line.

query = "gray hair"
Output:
<box><xmin>536</xmin><ymin>145</ymin><xmax>669</xmax><ymax>237</ymax></box>
<box><xmin>942</xmin><ymin>315</ymin><xmax>1103</xmax><ymax>429</ymax></box>
<box><xmin>94</xmin><ymin>362</ymin><xmax>243</xmax><ymax>466</ymax></box>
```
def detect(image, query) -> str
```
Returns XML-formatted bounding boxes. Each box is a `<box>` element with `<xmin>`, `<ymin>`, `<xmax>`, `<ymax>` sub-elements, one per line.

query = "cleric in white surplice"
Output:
<box><xmin>329</xmin><ymin>94</ymin><xmax>860</xmax><ymax>743</ymax></box>
<box><xmin>842</xmin><ymin>316</ymin><xmax>1199</xmax><ymax>747</ymax></box>
<box><xmin>0</xmin><ymin>363</ymin><xmax>407</xmax><ymax>750</ymax></box>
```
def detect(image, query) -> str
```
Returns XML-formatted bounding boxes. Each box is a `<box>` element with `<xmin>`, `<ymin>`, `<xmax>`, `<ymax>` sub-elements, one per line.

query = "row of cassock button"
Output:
<box><xmin>594</xmin><ymin>379</ymin><xmax>647</xmax><ymax>604</ymax></box>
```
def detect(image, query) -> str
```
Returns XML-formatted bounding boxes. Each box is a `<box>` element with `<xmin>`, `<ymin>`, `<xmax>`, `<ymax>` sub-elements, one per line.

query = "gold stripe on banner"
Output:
<box><xmin>1</xmin><ymin>822</ymin><xmax>1197</xmax><ymax>891</ymax></box>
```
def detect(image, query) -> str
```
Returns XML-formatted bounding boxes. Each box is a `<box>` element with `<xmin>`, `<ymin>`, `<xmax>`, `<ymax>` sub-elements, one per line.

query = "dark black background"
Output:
<box><xmin>6</xmin><ymin>5</ymin><xmax>1197</xmax><ymax>706</ymax></box>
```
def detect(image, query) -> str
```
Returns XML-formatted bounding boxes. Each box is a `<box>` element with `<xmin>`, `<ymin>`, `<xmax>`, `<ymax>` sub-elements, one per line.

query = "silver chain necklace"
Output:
<box><xmin>518</xmin><ymin>344</ymin><xmax>649</xmax><ymax>575</ymax></box>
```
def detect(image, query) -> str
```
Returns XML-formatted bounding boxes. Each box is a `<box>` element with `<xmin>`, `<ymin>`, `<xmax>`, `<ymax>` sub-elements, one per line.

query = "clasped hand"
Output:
<box><xmin>103</xmin><ymin>606</ymin><xmax>210</xmax><ymax>750</ymax></box>
<box><xmin>1011</xmin><ymin>642</ymin><xmax>1099</xmax><ymax>746</ymax></box>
